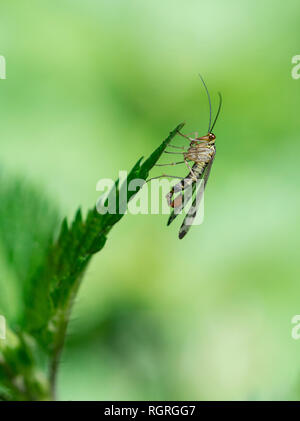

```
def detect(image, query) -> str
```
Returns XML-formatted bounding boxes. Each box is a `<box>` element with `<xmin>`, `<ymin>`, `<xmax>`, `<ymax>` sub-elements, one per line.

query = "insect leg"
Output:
<box><xmin>185</xmin><ymin>132</ymin><xmax>198</xmax><ymax>138</ymax></box>
<box><xmin>177</xmin><ymin>131</ymin><xmax>195</xmax><ymax>141</ymax></box>
<box><xmin>167</xmin><ymin>144</ymin><xmax>188</xmax><ymax>150</ymax></box>
<box><xmin>164</xmin><ymin>151</ymin><xmax>185</xmax><ymax>155</ymax></box>
<box><xmin>146</xmin><ymin>174</ymin><xmax>185</xmax><ymax>183</ymax></box>
<box><xmin>184</xmin><ymin>158</ymin><xmax>197</xmax><ymax>179</ymax></box>
<box><xmin>155</xmin><ymin>161</ymin><xmax>185</xmax><ymax>166</ymax></box>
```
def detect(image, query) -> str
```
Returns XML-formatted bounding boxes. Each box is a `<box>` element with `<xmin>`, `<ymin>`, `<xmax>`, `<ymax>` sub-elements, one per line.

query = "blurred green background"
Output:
<box><xmin>0</xmin><ymin>0</ymin><xmax>300</xmax><ymax>400</ymax></box>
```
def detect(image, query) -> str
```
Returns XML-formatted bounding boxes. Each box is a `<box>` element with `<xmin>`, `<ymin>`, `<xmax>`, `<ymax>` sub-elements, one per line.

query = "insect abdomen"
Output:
<box><xmin>186</xmin><ymin>144</ymin><xmax>215</xmax><ymax>164</ymax></box>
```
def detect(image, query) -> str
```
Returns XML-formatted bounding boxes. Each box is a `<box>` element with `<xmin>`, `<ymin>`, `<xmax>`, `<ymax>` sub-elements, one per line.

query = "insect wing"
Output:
<box><xmin>167</xmin><ymin>180</ymin><xmax>197</xmax><ymax>226</ymax></box>
<box><xmin>178</xmin><ymin>155</ymin><xmax>215</xmax><ymax>239</ymax></box>
<box><xmin>178</xmin><ymin>180</ymin><xmax>204</xmax><ymax>239</ymax></box>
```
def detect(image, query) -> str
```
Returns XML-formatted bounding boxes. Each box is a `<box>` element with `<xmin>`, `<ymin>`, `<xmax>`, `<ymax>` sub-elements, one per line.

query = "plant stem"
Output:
<box><xmin>45</xmin><ymin>123</ymin><xmax>185</xmax><ymax>400</ymax></box>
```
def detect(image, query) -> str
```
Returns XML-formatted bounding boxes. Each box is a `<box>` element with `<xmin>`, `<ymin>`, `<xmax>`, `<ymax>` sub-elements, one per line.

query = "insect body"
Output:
<box><xmin>166</xmin><ymin>129</ymin><xmax>218</xmax><ymax>239</ymax></box>
<box><xmin>166</xmin><ymin>135</ymin><xmax>216</xmax><ymax>210</ymax></box>
<box><xmin>148</xmin><ymin>75</ymin><xmax>222</xmax><ymax>239</ymax></box>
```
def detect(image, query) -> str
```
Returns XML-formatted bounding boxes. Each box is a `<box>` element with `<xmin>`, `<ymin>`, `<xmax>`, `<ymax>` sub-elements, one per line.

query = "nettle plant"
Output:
<box><xmin>0</xmin><ymin>123</ymin><xmax>184</xmax><ymax>401</ymax></box>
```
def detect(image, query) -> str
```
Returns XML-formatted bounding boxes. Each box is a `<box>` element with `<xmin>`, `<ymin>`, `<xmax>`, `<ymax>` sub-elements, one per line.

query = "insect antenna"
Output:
<box><xmin>198</xmin><ymin>74</ymin><xmax>212</xmax><ymax>133</ymax></box>
<box><xmin>210</xmin><ymin>92</ymin><xmax>222</xmax><ymax>132</ymax></box>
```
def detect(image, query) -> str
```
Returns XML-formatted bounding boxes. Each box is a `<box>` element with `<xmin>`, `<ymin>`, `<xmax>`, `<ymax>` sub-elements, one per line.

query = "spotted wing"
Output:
<box><xmin>178</xmin><ymin>155</ymin><xmax>215</xmax><ymax>239</ymax></box>
<box><xmin>167</xmin><ymin>179</ymin><xmax>198</xmax><ymax>226</ymax></box>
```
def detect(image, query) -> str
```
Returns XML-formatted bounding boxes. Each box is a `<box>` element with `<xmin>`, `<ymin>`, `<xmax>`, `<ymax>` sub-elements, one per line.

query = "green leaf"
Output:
<box><xmin>0</xmin><ymin>325</ymin><xmax>50</xmax><ymax>400</ymax></box>
<box><xmin>25</xmin><ymin>122</ymin><xmax>184</xmax><ymax>345</ymax></box>
<box><xmin>0</xmin><ymin>174</ymin><xmax>60</xmax><ymax>321</ymax></box>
